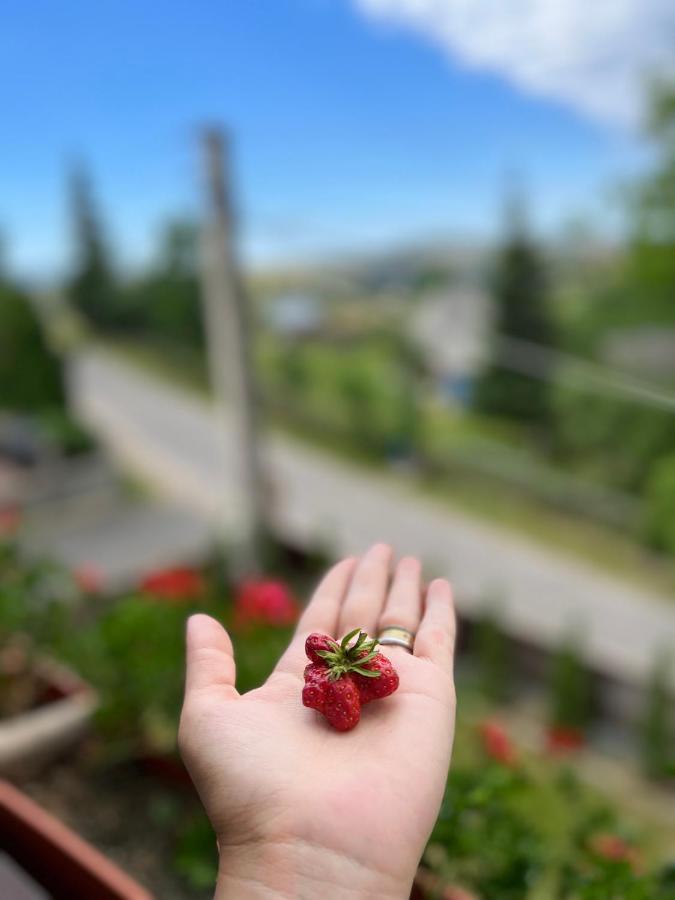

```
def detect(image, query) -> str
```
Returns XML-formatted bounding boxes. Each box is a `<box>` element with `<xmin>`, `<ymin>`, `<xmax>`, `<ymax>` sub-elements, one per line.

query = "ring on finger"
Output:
<box><xmin>377</xmin><ymin>625</ymin><xmax>415</xmax><ymax>653</ymax></box>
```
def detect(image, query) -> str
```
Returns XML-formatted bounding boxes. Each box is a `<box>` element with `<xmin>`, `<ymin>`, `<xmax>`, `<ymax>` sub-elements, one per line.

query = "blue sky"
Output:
<box><xmin>1</xmin><ymin>0</ymin><xmax>660</xmax><ymax>277</ymax></box>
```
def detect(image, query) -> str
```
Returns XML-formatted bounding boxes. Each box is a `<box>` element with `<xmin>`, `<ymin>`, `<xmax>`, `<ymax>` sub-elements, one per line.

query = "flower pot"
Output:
<box><xmin>0</xmin><ymin>655</ymin><xmax>97</xmax><ymax>778</ymax></box>
<box><xmin>0</xmin><ymin>779</ymin><xmax>152</xmax><ymax>899</ymax></box>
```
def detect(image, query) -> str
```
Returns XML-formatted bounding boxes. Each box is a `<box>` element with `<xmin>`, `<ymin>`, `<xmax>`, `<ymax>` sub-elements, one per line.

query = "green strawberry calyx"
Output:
<box><xmin>316</xmin><ymin>628</ymin><xmax>382</xmax><ymax>682</ymax></box>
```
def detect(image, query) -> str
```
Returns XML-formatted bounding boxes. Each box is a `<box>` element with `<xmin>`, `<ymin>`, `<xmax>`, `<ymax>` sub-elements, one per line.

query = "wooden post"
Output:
<box><xmin>199</xmin><ymin>128</ymin><xmax>264</xmax><ymax>576</ymax></box>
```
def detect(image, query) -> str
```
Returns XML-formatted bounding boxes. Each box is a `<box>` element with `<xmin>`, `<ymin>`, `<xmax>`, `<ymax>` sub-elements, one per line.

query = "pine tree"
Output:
<box><xmin>67</xmin><ymin>163</ymin><xmax>117</xmax><ymax>328</ymax></box>
<box><xmin>474</xmin><ymin>191</ymin><xmax>555</xmax><ymax>427</ymax></box>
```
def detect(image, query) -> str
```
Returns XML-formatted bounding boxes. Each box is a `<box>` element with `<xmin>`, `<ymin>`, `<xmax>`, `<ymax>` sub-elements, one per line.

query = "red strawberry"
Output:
<box><xmin>302</xmin><ymin>663</ymin><xmax>331</xmax><ymax>713</ymax></box>
<box><xmin>302</xmin><ymin>627</ymin><xmax>399</xmax><ymax>730</ymax></box>
<box><xmin>305</xmin><ymin>633</ymin><xmax>339</xmax><ymax>665</ymax></box>
<box><xmin>352</xmin><ymin>652</ymin><xmax>399</xmax><ymax>704</ymax></box>
<box><xmin>323</xmin><ymin>675</ymin><xmax>361</xmax><ymax>731</ymax></box>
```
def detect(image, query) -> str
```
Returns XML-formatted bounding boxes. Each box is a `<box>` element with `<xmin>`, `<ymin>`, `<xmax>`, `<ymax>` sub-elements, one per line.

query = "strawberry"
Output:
<box><xmin>302</xmin><ymin>628</ymin><xmax>399</xmax><ymax>731</ymax></box>
<box><xmin>302</xmin><ymin>663</ymin><xmax>330</xmax><ymax>713</ymax></box>
<box><xmin>305</xmin><ymin>633</ymin><xmax>339</xmax><ymax>665</ymax></box>
<box><xmin>352</xmin><ymin>653</ymin><xmax>399</xmax><ymax>704</ymax></box>
<box><xmin>323</xmin><ymin>675</ymin><xmax>361</xmax><ymax>732</ymax></box>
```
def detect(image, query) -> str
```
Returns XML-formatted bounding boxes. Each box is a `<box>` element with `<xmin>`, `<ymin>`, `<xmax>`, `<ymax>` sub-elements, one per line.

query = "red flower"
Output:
<box><xmin>234</xmin><ymin>579</ymin><xmax>298</xmax><ymax>628</ymax></box>
<box><xmin>74</xmin><ymin>564</ymin><xmax>104</xmax><ymax>595</ymax></box>
<box><xmin>478</xmin><ymin>719</ymin><xmax>517</xmax><ymax>766</ymax></box>
<box><xmin>545</xmin><ymin>725</ymin><xmax>585</xmax><ymax>755</ymax></box>
<box><xmin>0</xmin><ymin>505</ymin><xmax>21</xmax><ymax>537</ymax></box>
<box><xmin>589</xmin><ymin>833</ymin><xmax>641</xmax><ymax>870</ymax></box>
<box><xmin>140</xmin><ymin>566</ymin><xmax>206</xmax><ymax>602</ymax></box>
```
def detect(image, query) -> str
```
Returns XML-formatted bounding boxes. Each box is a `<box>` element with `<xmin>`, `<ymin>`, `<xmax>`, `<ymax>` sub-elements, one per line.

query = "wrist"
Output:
<box><xmin>215</xmin><ymin>837</ymin><xmax>411</xmax><ymax>900</ymax></box>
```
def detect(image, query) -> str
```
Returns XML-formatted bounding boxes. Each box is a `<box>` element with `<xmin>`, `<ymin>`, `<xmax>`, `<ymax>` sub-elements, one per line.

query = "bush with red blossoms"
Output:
<box><xmin>545</xmin><ymin>725</ymin><xmax>586</xmax><ymax>756</ymax></box>
<box><xmin>588</xmin><ymin>832</ymin><xmax>641</xmax><ymax>871</ymax></box>
<box><xmin>140</xmin><ymin>565</ymin><xmax>206</xmax><ymax>602</ymax></box>
<box><xmin>478</xmin><ymin>719</ymin><xmax>518</xmax><ymax>766</ymax></box>
<box><xmin>234</xmin><ymin>578</ymin><xmax>298</xmax><ymax>628</ymax></box>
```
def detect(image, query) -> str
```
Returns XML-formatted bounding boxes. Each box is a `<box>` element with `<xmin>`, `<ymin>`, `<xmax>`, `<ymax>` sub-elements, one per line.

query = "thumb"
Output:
<box><xmin>184</xmin><ymin>613</ymin><xmax>238</xmax><ymax>698</ymax></box>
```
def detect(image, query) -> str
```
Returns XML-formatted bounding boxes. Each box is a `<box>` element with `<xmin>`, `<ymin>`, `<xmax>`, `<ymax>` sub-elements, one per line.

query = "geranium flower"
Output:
<box><xmin>234</xmin><ymin>578</ymin><xmax>298</xmax><ymax>628</ymax></box>
<box><xmin>140</xmin><ymin>566</ymin><xmax>206</xmax><ymax>601</ymax></box>
<box><xmin>478</xmin><ymin>719</ymin><xmax>517</xmax><ymax>766</ymax></box>
<box><xmin>0</xmin><ymin>505</ymin><xmax>21</xmax><ymax>537</ymax></box>
<box><xmin>589</xmin><ymin>833</ymin><xmax>641</xmax><ymax>870</ymax></box>
<box><xmin>545</xmin><ymin>725</ymin><xmax>585</xmax><ymax>755</ymax></box>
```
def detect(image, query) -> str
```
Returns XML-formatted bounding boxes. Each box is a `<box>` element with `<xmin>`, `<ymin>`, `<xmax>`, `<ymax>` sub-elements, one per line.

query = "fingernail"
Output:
<box><xmin>368</xmin><ymin>542</ymin><xmax>391</xmax><ymax>556</ymax></box>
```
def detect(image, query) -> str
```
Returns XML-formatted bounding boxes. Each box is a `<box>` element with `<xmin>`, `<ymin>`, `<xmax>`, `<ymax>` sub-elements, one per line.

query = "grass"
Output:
<box><xmin>96</xmin><ymin>335</ymin><xmax>675</xmax><ymax>601</ymax></box>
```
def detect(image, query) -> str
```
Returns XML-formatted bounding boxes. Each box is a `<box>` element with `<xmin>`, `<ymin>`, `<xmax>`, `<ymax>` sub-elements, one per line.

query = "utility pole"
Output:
<box><xmin>199</xmin><ymin>128</ymin><xmax>264</xmax><ymax>576</ymax></box>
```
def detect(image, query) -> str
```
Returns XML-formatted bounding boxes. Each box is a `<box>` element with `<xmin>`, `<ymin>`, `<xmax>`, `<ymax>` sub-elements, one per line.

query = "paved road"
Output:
<box><xmin>70</xmin><ymin>351</ymin><xmax>675</xmax><ymax>691</ymax></box>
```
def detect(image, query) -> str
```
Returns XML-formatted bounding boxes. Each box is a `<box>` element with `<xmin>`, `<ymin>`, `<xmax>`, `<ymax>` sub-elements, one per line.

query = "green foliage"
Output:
<box><xmin>0</xmin><ymin>283</ymin><xmax>65</xmax><ymax>412</ymax></box>
<box><xmin>0</xmin><ymin>545</ymin><xmax>74</xmax><ymax>649</ymax></box>
<box><xmin>65</xmin><ymin>596</ymin><xmax>193</xmax><ymax>754</ymax></box>
<box><xmin>639</xmin><ymin>656</ymin><xmax>674</xmax><ymax>781</ymax></box>
<box><xmin>118</xmin><ymin>221</ymin><xmax>204</xmax><ymax>346</ymax></box>
<box><xmin>474</xmin><ymin>612</ymin><xmax>512</xmax><ymax>702</ymax></box>
<box><xmin>644</xmin><ymin>454</ymin><xmax>675</xmax><ymax>554</ymax></box>
<box><xmin>427</xmin><ymin>763</ymin><xmax>543</xmax><ymax>897</ymax></box>
<box><xmin>549</xmin><ymin>640</ymin><xmax>593</xmax><ymax>732</ymax></box>
<box><xmin>337</xmin><ymin>363</ymin><xmax>385</xmax><ymax>455</ymax></box>
<box><xmin>174</xmin><ymin>813</ymin><xmax>219</xmax><ymax>890</ymax></box>
<box><xmin>552</xmin><ymin>387</ymin><xmax>675</xmax><ymax>493</ymax></box>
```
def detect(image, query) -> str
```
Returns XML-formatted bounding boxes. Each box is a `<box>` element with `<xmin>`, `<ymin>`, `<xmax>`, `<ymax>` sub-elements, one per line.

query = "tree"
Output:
<box><xmin>0</xmin><ymin>281</ymin><xmax>65</xmax><ymax>412</ymax></box>
<box><xmin>66</xmin><ymin>163</ymin><xmax>118</xmax><ymax>328</ymax></box>
<box><xmin>118</xmin><ymin>219</ymin><xmax>204</xmax><ymax>346</ymax></box>
<box><xmin>474</xmin><ymin>191</ymin><xmax>556</xmax><ymax>428</ymax></box>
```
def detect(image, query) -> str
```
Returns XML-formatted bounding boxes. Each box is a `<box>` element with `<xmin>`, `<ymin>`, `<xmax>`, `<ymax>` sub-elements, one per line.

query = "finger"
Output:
<box><xmin>274</xmin><ymin>556</ymin><xmax>357</xmax><ymax>676</ymax></box>
<box><xmin>414</xmin><ymin>579</ymin><xmax>456</xmax><ymax>673</ymax></box>
<box><xmin>184</xmin><ymin>613</ymin><xmax>238</xmax><ymax>698</ymax></box>
<box><xmin>377</xmin><ymin>556</ymin><xmax>423</xmax><ymax>658</ymax></box>
<box><xmin>297</xmin><ymin>556</ymin><xmax>358</xmax><ymax>634</ymax></box>
<box><xmin>338</xmin><ymin>542</ymin><xmax>392</xmax><ymax>637</ymax></box>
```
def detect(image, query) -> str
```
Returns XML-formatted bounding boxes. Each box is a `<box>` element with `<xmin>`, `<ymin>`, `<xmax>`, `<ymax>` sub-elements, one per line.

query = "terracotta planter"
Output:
<box><xmin>0</xmin><ymin>779</ymin><xmax>152</xmax><ymax>899</ymax></box>
<box><xmin>0</xmin><ymin>656</ymin><xmax>97</xmax><ymax>778</ymax></box>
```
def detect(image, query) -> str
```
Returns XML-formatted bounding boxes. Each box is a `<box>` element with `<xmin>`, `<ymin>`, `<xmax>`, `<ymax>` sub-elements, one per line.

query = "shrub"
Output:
<box><xmin>0</xmin><ymin>284</ymin><xmax>65</xmax><ymax>412</ymax></box>
<box><xmin>549</xmin><ymin>640</ymin><xmax>593</xmax><ymax>734</ymax></box>
<box><xmin>639</xmin><ymin>655</ymin><xmax>674</xmax><ymax>780</ymax></box>
<box><xmin>644</xmin><ymin>454</ymin><xmax>675</xmax><ymax>555</ymax></box>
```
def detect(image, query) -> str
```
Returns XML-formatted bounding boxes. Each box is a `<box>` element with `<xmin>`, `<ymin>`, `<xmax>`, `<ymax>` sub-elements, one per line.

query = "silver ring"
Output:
<box><xmin>377</xmin><ymin>625</ymin><xmax>415</xmax><ymax>653</ymax></box>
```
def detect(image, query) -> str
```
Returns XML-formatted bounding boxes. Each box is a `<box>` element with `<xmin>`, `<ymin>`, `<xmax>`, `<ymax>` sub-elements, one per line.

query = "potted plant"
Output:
<box><xmin>0</xmin><ymin>778</ymin><xmax>152</xmax><ymax>899</ymax></box>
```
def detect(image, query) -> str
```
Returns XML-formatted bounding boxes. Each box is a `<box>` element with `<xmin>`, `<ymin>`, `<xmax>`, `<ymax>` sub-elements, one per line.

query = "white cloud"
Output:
<box><xmin>354</xmin><ymin>0</ymin><xmax>675</xmax><ymax>127</ymax></box>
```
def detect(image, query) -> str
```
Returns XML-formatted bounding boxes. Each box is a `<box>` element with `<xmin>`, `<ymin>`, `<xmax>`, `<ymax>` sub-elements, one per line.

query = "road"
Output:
<box><xmin>70</xmin><ymin>350</ymin><xmax>675</xmax><ymax>692</ymax></box>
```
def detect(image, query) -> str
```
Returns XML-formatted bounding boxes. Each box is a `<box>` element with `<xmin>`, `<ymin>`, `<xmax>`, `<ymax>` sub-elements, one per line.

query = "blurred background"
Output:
<box><xmin>1</xmin><ymin>1</ymin><xmax>674</xmax><ymax>897</ymax></box>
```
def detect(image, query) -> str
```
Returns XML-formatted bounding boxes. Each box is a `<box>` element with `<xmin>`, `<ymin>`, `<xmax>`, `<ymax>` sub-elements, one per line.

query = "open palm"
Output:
<box><xmin>179</xmin><ymin>545</ymin><xmax>457</xmax><ymax>899</ymax></box>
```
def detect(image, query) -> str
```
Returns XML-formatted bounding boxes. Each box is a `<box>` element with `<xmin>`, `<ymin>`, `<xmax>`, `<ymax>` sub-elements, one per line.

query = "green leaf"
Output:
<box><xmin>352</xmin><ymin>666</ymin><xmax>381</xmax><ymax>678</ymax></box>
<box><xmin>355</xmin><ymin>650</ymin><xmax>378</xmax><ymax>664</ymax></box>
<box><xmin>341</xmin><ymin>627</ymin><xmax>362</xmax><ymax>650</ymax></box>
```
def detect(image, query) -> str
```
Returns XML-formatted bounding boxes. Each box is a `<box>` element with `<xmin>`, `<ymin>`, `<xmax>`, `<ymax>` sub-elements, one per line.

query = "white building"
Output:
<box><xmin>410</xmin><ymin>286</ymin><xmax>493</xmax><ymax>404</ymax></box>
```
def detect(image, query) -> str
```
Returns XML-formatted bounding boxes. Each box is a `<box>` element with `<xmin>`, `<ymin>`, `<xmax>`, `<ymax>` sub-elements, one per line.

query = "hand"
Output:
<box><xmin>179</xmin><ymin>544</ymin><xmax>457</xmax><ymax>899</ymax></box>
